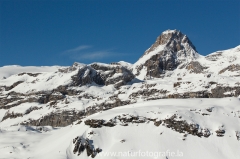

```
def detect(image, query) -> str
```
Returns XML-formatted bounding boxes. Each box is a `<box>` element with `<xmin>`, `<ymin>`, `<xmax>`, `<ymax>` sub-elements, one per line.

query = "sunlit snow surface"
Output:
<box><xmin>0</xmin><ymin>98</ymin><xmax>240</xmax><ymax>159</ymax></box>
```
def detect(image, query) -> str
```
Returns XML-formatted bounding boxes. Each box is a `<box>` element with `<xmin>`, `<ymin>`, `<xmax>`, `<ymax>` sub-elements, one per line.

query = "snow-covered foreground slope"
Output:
<box><xmin>0</xmin><ymin>98</ymin><xmax>240</xmax><ymax>159</ymax></box>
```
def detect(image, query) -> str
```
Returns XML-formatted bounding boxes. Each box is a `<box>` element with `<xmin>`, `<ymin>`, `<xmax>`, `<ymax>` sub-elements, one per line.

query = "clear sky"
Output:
<box><xmin>0</xmin><ymin>0</ymin><xmax>239</xmax><ymax>66</ymax></box>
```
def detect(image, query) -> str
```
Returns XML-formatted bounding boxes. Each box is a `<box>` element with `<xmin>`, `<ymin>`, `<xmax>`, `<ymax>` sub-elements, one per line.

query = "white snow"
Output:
<box><xmin>0</xmin><ymin>65</ymin><xmax>61</xmax><ymax>79</ymax></box>
<box><xmin>0</xmin><ymin>98</ymin><xmax>240</xmax><ymax>159</ymax></box>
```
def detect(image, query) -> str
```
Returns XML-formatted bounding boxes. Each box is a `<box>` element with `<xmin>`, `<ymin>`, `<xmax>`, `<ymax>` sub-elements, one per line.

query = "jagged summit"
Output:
<box><xmin>133</xmin><ymin>29</ymin><xmax>200</xmax><ymax>78</ymax></box>
<box><xmin>144</xmin><ymin>29</ymin><xmax>197</xmax><ymax>56</ymax></box>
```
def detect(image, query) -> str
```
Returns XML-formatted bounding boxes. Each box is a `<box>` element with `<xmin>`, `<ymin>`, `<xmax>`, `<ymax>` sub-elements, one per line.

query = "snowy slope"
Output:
<box><xmin>0</xmin><ymin>65</ymin><xmax>62</xmax><ymax>79</ymax></box>
<box><xmin>0</xmin><ymin>98</ymin><xmax>240</xmax><ymax>159</ymax></box>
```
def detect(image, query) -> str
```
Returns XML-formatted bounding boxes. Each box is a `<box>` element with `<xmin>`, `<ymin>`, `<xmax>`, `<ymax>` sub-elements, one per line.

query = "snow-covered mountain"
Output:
<box><xmin>0</xmin><ymin>30</ymin><xmax>240</xmax><ymax>159</ymax></box>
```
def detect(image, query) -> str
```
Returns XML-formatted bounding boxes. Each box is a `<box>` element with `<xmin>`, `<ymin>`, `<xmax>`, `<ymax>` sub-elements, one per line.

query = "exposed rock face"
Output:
<box><xmin>163</xmin><ymin>115</ymin><xmax>211</xmax><ymax>138</ymax></box>
<box><xmin>168</xmin><ymin>91</ymin><xmax>210</xmax><ymax>99</ymax></box>
<box><xmin>90</xmin><ymin>63</ymin><xmax>135</xmax><ymax>88</ymax></box>
<box><xmin>65</xmin><ymin>63</ymin><xmax>135</xmax><ymax>88</ymax></box>
<box><xmin>83</xmin><ymin>114</ymin><xmax>211</xmax><ymax>138</ymax></box>
<box><xmin>134</xmin><ymin>30</ymin><xmax>199</xmax><ymax>77</ymax></box>
<box><xmin>71</xmin><ymin>66</ymin><xmax>104</xmax><ymax>86</ymax></box>
<box><xmin>219</xmin><ymin>64</ymin><xmax>240</xmax><ymax>74</ymax></box>
<box><xmin>1</xmin><ymin>111</ymin><xmax>23</xmax><ymax>121</ymax></box>
<box><xmin>2</xmin><ymin>106</ymin><xmax>40</xmax><ymax>121</ymax></box>
<box><xmin>186</xmin><ymin>61</ymin><xmax>206</xmax><ymax>73</ymax></box>
<box><xmin>4</xmin><ymin>81</ymin><xmax>24</xmax><ymax>91</ymax></box>
<box><xmin>21</xmin><ymin>110</ymin><xmax>85</xmax><ymax>127</ymax></box>
<box><xmin>144</xmin><ymin>30</ymin><xmax>197</xmax><ymax>56</ymax></box>
<box><xmin>210</xmin><ymin>86</ymin><xmax>240</xmax><ymax>98</ymax></box>
<box><xmin>205</xmin><ymin>51</ymin><xmax>223</xmax><ymax>61</ymax></box>
<box><xmin>59</xmin><ymin>62</ymin><xmax>134</xmax><ymax>88</ymax></box>
<box><xmin>73</xmin><ymin>136</ymin><xmax>101</xmax><ymax>158</ymax></box>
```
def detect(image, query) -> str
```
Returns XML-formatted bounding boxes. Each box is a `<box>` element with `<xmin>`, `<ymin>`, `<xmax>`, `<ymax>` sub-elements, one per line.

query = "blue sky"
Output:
<box><xmin>0</xmin><ymin>0</ymin><xmax>239</xmax><ymax>66</ymax></box>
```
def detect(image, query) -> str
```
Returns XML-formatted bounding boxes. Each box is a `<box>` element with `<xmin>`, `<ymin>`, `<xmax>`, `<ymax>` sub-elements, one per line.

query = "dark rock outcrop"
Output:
<box><xmin>215</xmin><ymin>129</ymin><xmax>225</xmax><ymax>137</ymax></box>
<box><xmin>186</xmin><ymin>61</ymin><xmax>206</xmax><ymax>73</ymax></box>
<box><xmin>21</xmin><ymin>110</ymin><xmax>85</xmax><ymax>127</ymax></box>
<box><xmin>71</xmin><ymin>66</ymin><xmax>104</xmax><ymax>86</ymax></box>
<box><xmin>91</xmin><ymin>63</ymin><xmax>135</xmax><ymax>88</ymax></box>
<box><xmin>84</xmin><ymin>114</ymin><xmax>211</xmax><ymax>138</ymax></box>
<box><xmin>219</xmin><ymin>64</ymin><xmax>240</xmax><ymax>74</ymax></box>
<box><xmin>73</xmin><ymin>136</ymin><xmax>101</xmax><ymax>158</ymax></box>
<box><xmin>5</xmin><ymin>81</ymin><xmax>24</xmax><ymax>91</ymax></box>
<box><xmin>210</xmin><ymin>86</ymin><xmax>240</xmax><ymax>98</ymax></box>
<box><xmin>163</xmin><ymin>115</ymin><xmax>211</xmax><ymax>138</ymax></box>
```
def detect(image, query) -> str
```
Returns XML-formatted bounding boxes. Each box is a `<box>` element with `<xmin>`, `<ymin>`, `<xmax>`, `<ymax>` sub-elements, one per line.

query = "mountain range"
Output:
<box><xmin>0</xmin><ymin>29</ymin><xmax>240</xmax><ymax>159</ymax></box>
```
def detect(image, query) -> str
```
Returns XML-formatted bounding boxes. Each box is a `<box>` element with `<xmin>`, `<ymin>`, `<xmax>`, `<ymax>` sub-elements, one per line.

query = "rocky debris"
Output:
<box><xmin>219</xmin><ymin>64</ymin><xmax>240</xmax><ymax>74</ymax></box>
<box><xmin>163</xmin><ymin>115</ymin><xmax>211</xmax><ymax>138</ymax></box>
<box><xmin>21</xmin><ymin>110</ymin><xmax>85</xmax><ymax>127</ymax></box>
<box><xmin>73</xmin><ymin>136</ymin><xmax>101</xmax><ymax>158</ymax></box>
<box><xmin>210</xmin><ymin>86</ymin><xmax>240</xmax><ymax>98</ymax></box>
<box><xmin>236</xmin><ymin>131</ymin><xmax>240</xmax><ymax>141</ymax></box>
<box><xmin>215</xmin><ymin>129</ymin><xmax>225</xmax><ymax>137</ymax></box>
<box><xmin>186</xmin><ymin>61</ymin><xmax>207</xmax><ymax>73</ymax></box>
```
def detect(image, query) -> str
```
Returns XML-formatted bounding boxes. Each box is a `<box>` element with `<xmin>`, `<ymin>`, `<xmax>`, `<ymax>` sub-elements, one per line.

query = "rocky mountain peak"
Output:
<box><xmin>133</xmin><ymin>29</ymin><xmax>200</xmax><ymax>78</ymax></box>
<box><xmin>144</xmin><ymin>29</ymin><xmax>197</xmax><ymax>56</ymax></box>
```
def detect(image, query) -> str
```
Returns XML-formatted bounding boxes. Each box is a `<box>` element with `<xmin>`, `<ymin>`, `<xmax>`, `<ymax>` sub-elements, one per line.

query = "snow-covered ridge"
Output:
<box><xmin>0</xmin><ymin>65</ymin><xmax>62</xmax><ymax>79</ymax></box>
